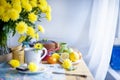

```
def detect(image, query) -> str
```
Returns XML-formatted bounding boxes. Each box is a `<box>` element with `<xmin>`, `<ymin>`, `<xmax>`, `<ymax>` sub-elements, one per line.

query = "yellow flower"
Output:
<box><xmin>28</xmin><ymin>12</ymin><xmax>37</xmax><ymax>23</ymax></box>
<box><xmin>38</xmin><ymin>4</ymin><xmax>47</xmax><ymax>13</ymax></box>
<box><xmin>35</xmin><ymin>33</ymin><xmax>39</xmax><ymax>40</ymax></box>
<box><xmin>24</xmin><ymin>3</ymin><xmax>32</xmax><ymax>12</ymax></box>
<box><xmin>39</xmin><ymin>0</ymin><xmax>48</xmax><ymax>7</ymax></box>
<box><xmin>34</xmin><ymin>43</ymin><xmax>43</xmax><ymax>50</ymax></box>
<box><xmin>62</xmin><ymin>59</ymin><xmax>72</xmax><ymax>69</ymax></box>
<box><xmin>27</xmin><ymin>26</ymin><xmax>35</xmax><ymax>36</ymax></box>
<box><xmin>46</xmin><ymin>5</ymin><xmax>51</xmax><ymax>13</ymax></box>
<box><xmin>21</xmin><ymin>0</ymin><xmax>26</xmax><ymax>6</ymax></box>
<box><xmin>38</xmin><ymin>25</ymin><xmax>45</xmax><ymax>33</ymax></box>
<box><xmin>13</xmin><ymin>3</ymin><xmax>22</xmax><ymax>13</ymax></box>
<box><xmin>38</xmin><ymin>0</ymin><xmax>48</xmax><ymax>13</ymax></box>
<box><xmin>18</xmin><ymin>35</ymin><xmax>26</xmax><ymax>43</ymax></box>
<box><xmin>0</xmin><ymin>0</ymin><xmax>7</xmax><ymax>6</ymax></box>
<box><xmin>46</xmin><ymin>12</ymin><xmax>51</xmax><ymax>21</ymax></box>
<box><xmin>28</xmin><ymin>62</ymin><xmax>38</xmax><ymax>72</ymax></box>
<box><xmin>4</xmin><ymin>2</ymin><xmax>12</xmax><ymax>10</ymax></box>
<box><xmin>9</xmin><ymin>9</ymin><xmax>19</xmax><ymax>21</ymax></box>
<box><xmin>45</xmin><ymin>5</ymin><xmax>51</xmax><ymax>21</ymax></box>
<box><xmin>16</xmin><ymin>21</ymin><xmax>28</xmax><ymax>34</ymax></box>
<box><xmin>12</xmin><ymin>0</ymin><xmax>21</xmax><ymax>4</ymax></box>
<box><xmin>21</xmin><ymin>0</ymin><xmax>32</xmax><ymax>12</ymax></box>
<box><xmin>0</xmin><ymin>6</ymin><xmax>5</xmax><ymax>16</ymax></box>
<box><xmin>30</xmin><ymin>33</ymin><xmax>35</xmax><ymax>39</ymax></box>
<box><xmin>9</xmin><ymin>59</ymin><xmax>20</xmax><ymax>68</ymax></box>
<box><xmin>30</xmin><ymin>0</ymin><xmax>37</xmax><ymax>8</ymax></box>
<box><xmin>1</xmin><ymin>12</ymin><xmax>10</xmax><ymax>22</ymax></box>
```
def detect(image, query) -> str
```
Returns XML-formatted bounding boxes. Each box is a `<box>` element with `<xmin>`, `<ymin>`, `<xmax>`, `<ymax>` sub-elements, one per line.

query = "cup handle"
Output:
<box><xmin>41</xmin><ymin>48</ymin><xmax>47</xmax><ymax>60</ymax></box>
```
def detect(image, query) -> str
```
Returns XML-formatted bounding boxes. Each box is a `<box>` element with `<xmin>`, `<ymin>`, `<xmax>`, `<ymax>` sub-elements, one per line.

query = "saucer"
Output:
<box><xmin>17</xmin><ymin>66</ymin><xmax>46</xmax><ymax>74</ymax></box>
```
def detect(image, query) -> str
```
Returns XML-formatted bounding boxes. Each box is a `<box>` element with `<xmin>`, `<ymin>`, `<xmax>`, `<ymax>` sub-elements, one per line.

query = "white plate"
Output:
<box><xmin>17</xmin><ymin>67</ymin><xmax>46</xmax><ymax>74</ymax></box>
<box><xmin>59</xmin><ymin>59</ymin><xmax>81</xmax><ymax>65</ymax></box>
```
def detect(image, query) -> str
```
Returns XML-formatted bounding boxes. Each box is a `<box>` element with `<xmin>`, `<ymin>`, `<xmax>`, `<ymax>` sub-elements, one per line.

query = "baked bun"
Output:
<box><xmin>38</xmin><ymin>40</ymin><xmax>60</xmax><ymax>50</ymax></box>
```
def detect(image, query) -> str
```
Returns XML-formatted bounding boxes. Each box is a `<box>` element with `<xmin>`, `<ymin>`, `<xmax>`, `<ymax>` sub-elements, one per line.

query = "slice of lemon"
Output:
<box><xmin>69</xmin><ymin>52</ymin><xmax>79</xmax><ymax>62</ymax></box>
<box><xmin>60</xmin><ymin>52</ymin><xmax>69</xmax><ymax>62</ymax></box>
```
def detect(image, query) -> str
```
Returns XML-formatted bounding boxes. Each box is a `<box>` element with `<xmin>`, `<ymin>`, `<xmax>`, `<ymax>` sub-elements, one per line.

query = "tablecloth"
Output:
<box><xmin>0</xmin><ymin>62</ymin><xmax>66</xmax><ymax>80</ymax></box>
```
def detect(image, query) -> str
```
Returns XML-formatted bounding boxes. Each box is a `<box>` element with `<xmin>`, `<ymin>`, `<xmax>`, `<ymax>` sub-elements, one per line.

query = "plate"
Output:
<box><xmin>17</xmin><ymin>66</ymin><xmax>46</xmax><ymax>74</ymax></box>
<box><xmin>59</xmin><ymin>58</ymin><xmax>81</xmax><ymax>65</ymax></box>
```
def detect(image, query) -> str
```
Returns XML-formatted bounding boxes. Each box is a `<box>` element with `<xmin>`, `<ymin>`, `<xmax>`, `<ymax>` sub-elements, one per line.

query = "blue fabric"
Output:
<box><xmin>0</xmin><ymin>62</ymin><xmax>66</xmax><ymax>80</ymax></box>
<box><xmin>110</xmin><ymin>45</ymin><xmax>120</xmax><ymax>70</ymax></box>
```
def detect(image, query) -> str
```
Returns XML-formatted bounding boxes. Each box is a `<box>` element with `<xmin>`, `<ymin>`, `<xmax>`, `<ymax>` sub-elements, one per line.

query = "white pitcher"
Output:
<box><xmin>24</xmin><ymin>47</ymin><xmax>47</xmax><ymax>66</ymax></box>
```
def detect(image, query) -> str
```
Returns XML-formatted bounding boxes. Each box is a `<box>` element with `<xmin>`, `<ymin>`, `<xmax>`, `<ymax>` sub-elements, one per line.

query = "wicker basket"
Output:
<box><xmin>11</xmin><ymin>44</ymin><xmax>24</xmax><ymax>64</ymax></box>
<box><xmin>11</xmin><ymin>44</ymin><xmax>22</xmax><ymax>51</ymax></box>
<box><xmin>12</xmin><ymin>48</ymin><xmax>24</xmax><ymax>64</ymax></box>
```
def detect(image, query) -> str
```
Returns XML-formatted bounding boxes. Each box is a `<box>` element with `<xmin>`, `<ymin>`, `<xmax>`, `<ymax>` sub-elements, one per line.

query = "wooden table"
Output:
<box><xmin>65</xmin><ymin>59</ymin><xmax>94</xmax><ymax>80</ymax></box>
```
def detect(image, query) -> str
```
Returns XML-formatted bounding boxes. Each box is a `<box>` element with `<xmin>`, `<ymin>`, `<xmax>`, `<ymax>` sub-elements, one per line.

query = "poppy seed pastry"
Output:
<box><xmin>38</xmin><ymin>40</ymin><xmax>59</xmax><ymax>50</ymax></box>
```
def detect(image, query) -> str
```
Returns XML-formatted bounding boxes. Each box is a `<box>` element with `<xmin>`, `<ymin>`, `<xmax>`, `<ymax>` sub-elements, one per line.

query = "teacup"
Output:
<box><xmin>24</xmin><ymin>47</ymin><xmax>47</xmax><ymax>66</ymax></box>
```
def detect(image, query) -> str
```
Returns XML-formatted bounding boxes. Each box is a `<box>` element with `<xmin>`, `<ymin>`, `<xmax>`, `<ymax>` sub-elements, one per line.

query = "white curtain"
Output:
<box><xmin>116</xmin><ymin>4</ymin><xmax>120</xmax><ymax>44</ymax></box>
<box><xmin>84</xmin><ymin>0</ymin><xmax>119</xmax><ymax>80</ymax></box>
<box><xmin>118</xmin><ymin>5</ymin><xmax>120</xmax><ymax>38</ymax></box>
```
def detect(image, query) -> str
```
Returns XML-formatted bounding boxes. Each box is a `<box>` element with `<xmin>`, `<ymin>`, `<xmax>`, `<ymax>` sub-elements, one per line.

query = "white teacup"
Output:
<box><xmin>24</xmin><ymin>47</ymin><xmax>47</xmax><ymax>66</ymax></box>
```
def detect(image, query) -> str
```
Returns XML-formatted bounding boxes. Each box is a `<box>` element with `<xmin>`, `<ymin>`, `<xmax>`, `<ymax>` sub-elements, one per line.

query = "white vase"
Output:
<box><xmin>24</xmin><ymin>47</ymin><xmax>47</xmax><ymax>66</ymax></box>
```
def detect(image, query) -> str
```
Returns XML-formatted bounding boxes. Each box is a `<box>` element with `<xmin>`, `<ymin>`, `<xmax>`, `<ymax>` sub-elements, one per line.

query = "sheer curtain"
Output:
<box><xmin>84</xmin><ymin>0</ymin><xmax>119</xmax><ymax>80</ymax></box>
<box><xmin>118</xmin><ymin>5</ymin><xmax>120</xmax><ymax>38</ymax></box>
